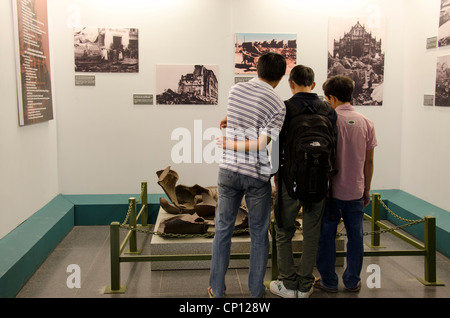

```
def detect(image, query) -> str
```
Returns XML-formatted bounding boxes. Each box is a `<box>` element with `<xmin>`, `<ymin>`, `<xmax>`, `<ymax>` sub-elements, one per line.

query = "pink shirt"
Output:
<box><xmin>333</xmin><ymin>104</ymin><xmax>377</xmax><ymax>201</ymax></box>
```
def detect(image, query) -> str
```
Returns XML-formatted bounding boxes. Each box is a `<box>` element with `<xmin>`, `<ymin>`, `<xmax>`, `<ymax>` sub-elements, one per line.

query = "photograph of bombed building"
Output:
<box><xmin>435</xmin><ymin>55</ymin><xmax>450</xmax><ymax>106</ymax></box>
<box><xmin>74</xmin><ymin>27</ymin><xmax>138</xmax><ymax>73</ymax></box>
<box><xmin>328</xmin><ymin>18</ymin><xmax>385</xmax><ymax>106</ymax></box>
<box><xmin>156</xmin><ymin>65</ymin><xmax>218</xmax><ymax>105</ymax></box>
<box><xmin>439</xmin><ymin>0</ymin><xmax>450</xmax><ymax>47</ymax></box>
<box><xmin>235</xmin><ymin>33</ymin><xmax>296</xmax><ymax>74</ymax></box>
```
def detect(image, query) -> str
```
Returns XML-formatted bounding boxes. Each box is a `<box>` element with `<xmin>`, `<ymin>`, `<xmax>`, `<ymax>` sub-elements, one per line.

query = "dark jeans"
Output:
<box><xmin>316</xmin><ymin>197</ymin><xmax>365</xmax><ymax>289</ymax></box>
<box><xmin>274</xmin><ymin>181</ymin><xmax>325</xmax><ymax>292</ymax></box>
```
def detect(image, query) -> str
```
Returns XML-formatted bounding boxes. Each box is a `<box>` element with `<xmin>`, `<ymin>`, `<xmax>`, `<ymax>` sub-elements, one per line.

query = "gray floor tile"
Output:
<box><xmin>15</xmin><ymin>221</ymin><xmax>450</xmax><ymax>299</ymax></box>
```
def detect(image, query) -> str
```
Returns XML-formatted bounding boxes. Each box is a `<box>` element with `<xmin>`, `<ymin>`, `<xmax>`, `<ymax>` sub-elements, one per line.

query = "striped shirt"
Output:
<box><xmin>220</xmin><ymin>78</ymin><xmax>286</xmax><ymax>181</ymax></box>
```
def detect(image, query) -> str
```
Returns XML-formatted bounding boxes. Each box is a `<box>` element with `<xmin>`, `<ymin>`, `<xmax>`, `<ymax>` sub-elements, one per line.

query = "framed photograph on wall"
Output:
<box><xmin>435</xmin><ymin>55</ymin><xmax>450</xmax><ymax>106</ymax></box>
<box><xmin>12</xmin><ymin>0</ymin><xmax>54</xmax><ymax>126</ymax></box>
<box><xmin>74</xmin><ymin>27</ymin><xmax>139</xmax><ymax>73</ymax></box>
<box><xmin>328</xmin><ymin>17</ymin><xmax>386</xmax><ymax>106</ymax></box>
<box><xmin>438</xmin><ymin>0</ymin><xmax>450</xmax><ymax>47</ymax></box>
<box><xmin>234</xmin><ymin>33</ymin><xmax>296</xmax><ymax>75</ymax></box>
<box><xmin>156</xmin><ymin>65</ymin><xmax>219</xmax><ymax>105</ymax></box>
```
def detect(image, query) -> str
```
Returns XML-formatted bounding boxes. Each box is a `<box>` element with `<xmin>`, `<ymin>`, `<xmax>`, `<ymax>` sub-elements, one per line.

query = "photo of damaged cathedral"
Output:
<box><xmin>156</xmin><ymin>65</ymin><xmax>218</xmax><ymax>105</ymax></box>
<box><xmin>328</xmin><ymin>19</ymin><xmax>385</xmax><ymax>106</ymax></box>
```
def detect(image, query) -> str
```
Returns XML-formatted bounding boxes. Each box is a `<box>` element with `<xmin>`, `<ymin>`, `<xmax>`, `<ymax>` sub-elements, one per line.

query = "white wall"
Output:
<box><xmin>401</xmin><ymin>0</ymin><xmax>450</xmax><ymax>212</ymax></box>
<box><xmin>0</xmin><ymin>0</ymin><xmax>60</xmax><ymax>239</ymax></box>
<box><xmin>2</xmin><ymin>0</ymin><xmax>449</xmax><ymax>239</ymax></box>
<box><xmin>51</xmin><ymin>0</ymin><xmax>234</xmax><ymax>194</ymax></box>
<box><xmin>51</xmin><ymin>0</ymin><xmax>406</xmax><ymax>196</ymax></box>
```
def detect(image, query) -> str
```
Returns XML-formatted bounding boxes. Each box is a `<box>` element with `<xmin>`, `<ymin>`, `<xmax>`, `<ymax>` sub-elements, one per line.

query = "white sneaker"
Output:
<box><xmin>298</xmin><ymin>286</ymin><xmax>314</xmax><ymax>298</ymax></box>
<box><xmin>269</xmin><ymin>280</ymin><xmax>297</xmax><ymax>298</ymax></box>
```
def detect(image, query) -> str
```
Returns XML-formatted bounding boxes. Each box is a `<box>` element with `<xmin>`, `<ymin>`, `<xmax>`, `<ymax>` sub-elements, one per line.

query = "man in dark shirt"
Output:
<box><xmin>269</xmin><ymin>65</ymin><xmax>337</xmax><ymax>298</ymax></box>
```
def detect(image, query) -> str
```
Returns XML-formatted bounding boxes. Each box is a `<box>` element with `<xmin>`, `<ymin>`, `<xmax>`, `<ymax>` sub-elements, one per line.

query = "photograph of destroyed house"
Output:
<box><xmin>156</xmin><ymin>65</ymin><xmax>219</xmax><ymax>105</ymax></box>
<box><xmin>435</xmin><ymin>55</ymin><xmax>450</xmax><ymax>106</ymax></box>
<box><xmin>235</xmin><ymin>33</ymin><xmax>296</xmax><ymax>74</ymax></box>
<box><xmin>439</xmin><ymin>0</ymin><xmax>450</xmax><ymax>47</ymax></box>
<box><xmin>328</xmin><ymin>18</ymin><xmax>385</xmax><ymax>106</ymax></box>
<box><xmin>74</xmin><ymin>27</ymin><xmax>138</xmax><ymax>73</ymax></box>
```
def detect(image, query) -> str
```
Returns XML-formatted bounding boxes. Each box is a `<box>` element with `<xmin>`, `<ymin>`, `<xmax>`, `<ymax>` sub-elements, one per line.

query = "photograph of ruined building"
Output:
<box><xmin>74</xmin><ymin>27</ymin><xmax>139</xmax><ymax>73</ymax></box>
<box><xmin>438</xmin><ymin>0</ymin><xmax>450</xmax><ymax>47</ymax></box>
<box><xmin>328</xmin><ymin>18</ymin><xmax>385</xmax><ymax>106</ymax></box>
<box><xmin>235</xmin><ymin>33</ymin><xmax>296</xmax><ymax>74</ymax></box>
<box><xmin>156</xmin><ymin>65</ymin><xmax>219</xmax><ymax>105</ymax></box>
<box><xmin>435</xmin><ymin>55</ymin><xmax>450</xmax><ymax>106</ymax></box>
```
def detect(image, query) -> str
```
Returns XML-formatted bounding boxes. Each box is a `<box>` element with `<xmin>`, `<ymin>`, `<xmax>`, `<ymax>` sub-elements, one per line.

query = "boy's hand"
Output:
<box><xmin>216</xmin><ymin>136</ymin><xmax>227</xmax><ymax>149</ymax></box>
<box><xmin>219</xmin><ymin>116</ymin><xmax>227</xmax><ymax>129</ymax></box>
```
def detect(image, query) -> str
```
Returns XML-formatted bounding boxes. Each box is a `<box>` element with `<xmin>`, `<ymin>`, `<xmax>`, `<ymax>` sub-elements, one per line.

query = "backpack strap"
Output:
<box><xmin>317</xmin><ymin>101</ymin><xmax>332</xmax><ymax>116</ymax></box>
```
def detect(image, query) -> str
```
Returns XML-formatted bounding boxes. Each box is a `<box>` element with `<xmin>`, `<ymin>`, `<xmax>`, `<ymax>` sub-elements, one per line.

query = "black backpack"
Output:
<box><xmin>280</xmin><ymin>99</ymin><xmax>336</xmax><ymax>203</ymax></box>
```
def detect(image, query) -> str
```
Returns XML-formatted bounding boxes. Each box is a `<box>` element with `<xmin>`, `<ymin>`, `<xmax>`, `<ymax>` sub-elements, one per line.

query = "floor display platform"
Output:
<box><xmin>150</xmin><ymin>207</ymin><xmax>344</xmax><ymax>270</ymax></box>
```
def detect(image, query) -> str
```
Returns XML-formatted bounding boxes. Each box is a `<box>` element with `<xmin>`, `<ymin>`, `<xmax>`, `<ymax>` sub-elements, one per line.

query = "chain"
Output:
<box><xmin>119</xmin><ymin>222</ymin><xmax>250</xmax><ymax>238</ymax></box>
<box><xmin>120</xmin><ymin>195</ymin><xmax>424</xmax><ymax>239</ymax></box>
<box><xmin>294</xmin><ymin>196</ymin><xmax>425</xmax><ymax>237</ymax></box>
<box><xmin>336</xmin><ymin>196</ymin><xmax>425</xmax><ymax>236</ymax></box>
<box><xmin>119</xmin><ymin>199</ymin><xmax>249</xmax><ymax>238</ymax></box>
<box><xmin>378</xmin><ymin>198</ymin><xmax>422</xmax><ymax>223</ymax></box>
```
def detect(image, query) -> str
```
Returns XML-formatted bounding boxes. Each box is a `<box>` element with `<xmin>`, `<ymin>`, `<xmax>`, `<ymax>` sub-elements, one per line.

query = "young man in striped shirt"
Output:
<box><xmin>208</xmin><ymin>52</ymin><xmax>286</xmax><ymax>298</ymax></box>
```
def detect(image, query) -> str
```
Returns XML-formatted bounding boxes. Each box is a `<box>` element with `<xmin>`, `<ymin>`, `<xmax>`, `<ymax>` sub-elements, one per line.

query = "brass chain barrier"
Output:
<box><xmin>119</xmin><ymin>199</ymin><xmax>250</xmax><ymax>238</ymax></box>
<box><xmin>336</xmin><ymin>196</ymin><xmax>425</xmax><ymax>237</ymax></box>
<box><xmin>119</xmin><ymin>194</ymin><xmax>424</xmax><ymax>238</ymax></box>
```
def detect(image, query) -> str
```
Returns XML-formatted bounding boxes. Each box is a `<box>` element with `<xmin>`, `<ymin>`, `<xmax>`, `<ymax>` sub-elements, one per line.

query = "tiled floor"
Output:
<box><xmin>16</xmin><ymin>220</ymin><xmax>450</xmax><ymax>299</ymax></box>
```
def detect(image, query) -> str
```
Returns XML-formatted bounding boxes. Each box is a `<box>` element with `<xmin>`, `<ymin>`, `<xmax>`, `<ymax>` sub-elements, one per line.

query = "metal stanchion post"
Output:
<box><xmin>141</xmin><ymin>182</ymin><xmax>148</xmax><ymax>227</ymax></box>
<box><xmin>126</xmin><ymin>197</ymin><xmax>141</xmax><ymax>254</ymax></box>
<box><xmin>368</xmin><ymin>193</ymin><xmax>384</xmax><ymax>248</ymax></box>
<box><xmin>104</xmin><ymin>222</ymin><xmax>126</xmax><ymax>293</ymax></box>
<box><xmin>418</xmin><ymin>216</ymin><xmax>444</xmax><ymax>286</ymax></box>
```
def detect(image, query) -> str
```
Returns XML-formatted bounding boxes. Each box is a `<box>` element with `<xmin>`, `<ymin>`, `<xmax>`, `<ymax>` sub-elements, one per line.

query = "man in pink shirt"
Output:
<box><xmin>315</xmin><ymin>75</ymin><xmax>377</xmax><ymax>293</ymax></box>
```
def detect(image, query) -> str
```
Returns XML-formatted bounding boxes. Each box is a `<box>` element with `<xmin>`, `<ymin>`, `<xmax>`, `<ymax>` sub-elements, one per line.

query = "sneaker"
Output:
<box><xmin>298</xmin><ymin>286</ymin><xmax>314</xmax><ymax>298</ymax></box>
<box><xmin>269</xmin><ymin>280</ymin><xmax>297</xmax><ymax>298</ymax></box>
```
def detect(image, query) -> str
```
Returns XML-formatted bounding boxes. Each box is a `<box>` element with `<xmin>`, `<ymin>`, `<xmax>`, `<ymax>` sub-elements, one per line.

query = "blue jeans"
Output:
<box><xmin>209</xmin><ymin>169</ymin><xmax>272</xmax><ymax>297</ymax></box>
<box><xmin>316</xmin><ymin>197</ymin><xmax>364</xmax><ymax>290</ymax></box>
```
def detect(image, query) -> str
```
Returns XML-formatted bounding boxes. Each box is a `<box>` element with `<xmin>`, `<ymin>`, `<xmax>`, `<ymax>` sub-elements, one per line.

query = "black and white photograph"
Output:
<box><xmin>438</xmin><ymin>0</ymin><xmax>450</xmax><ymax>47</ymax></box>
<box><xmin>235</xmin><ymin>33</ymin><xmax>296</xmax><ymax>74</ymax></box>
<box><xmin>435</xmin><ymin>55</ymin><xmax>450</xmax><ymax>106</ymax></box>
<box><xmin>74</xmin><ymin>27</ymin><xmax>139</xmax><ymax>73</ymax></box>
<box><xmin>156</xmin><ymin>65</ymin><xmax>219</xmax><ymax>105</ymax></box>
<box><xmin>328</xmin><ymin>17</ymin><xmax>386</xmax><ymax>106</ymax></box>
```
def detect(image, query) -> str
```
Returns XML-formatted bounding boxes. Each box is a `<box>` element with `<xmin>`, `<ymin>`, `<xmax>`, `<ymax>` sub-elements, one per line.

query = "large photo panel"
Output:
<box><xmin>435</xmin><ymin>55</ymin><xmax>450</xmax><ymax>106</ymax></box>
<box><xmin>156</xmin><ymin>65</ymin><xmax>219</xmax><ymax>105</ymax></box>
<box><xmin>74</xmin><ymin>27</ymin><xmax>139</xmax><ymax>73</ymax></box>
<box><xmin>438</xmin><ymin>0</ymin><xmax>450</xmax><ymax>47</ymax></box>
<box><xmin>234</xmin><ymin>33</ymin><xmax>296</xmax><ymax>75</ymax></box>
<box><xmin>328</xmin><ymin>17</ymin><xmax>386</xmax><ymax>106</ymax></box>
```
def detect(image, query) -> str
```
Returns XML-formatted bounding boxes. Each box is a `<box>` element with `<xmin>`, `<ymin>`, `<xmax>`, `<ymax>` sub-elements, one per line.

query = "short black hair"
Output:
<box><xmin>257</xmin><ymin>52</ymin><xmax>286</xmax><ymax>82</ymax></box>
<box><xmin>289</xmin><ymin>65</ymin><xmax>315</xmax><ymax>87</ymax></box>
<box><xmin>322</xmin><ymin>75</ymin><xmax>354</xmax><ymax>103</ymax></box>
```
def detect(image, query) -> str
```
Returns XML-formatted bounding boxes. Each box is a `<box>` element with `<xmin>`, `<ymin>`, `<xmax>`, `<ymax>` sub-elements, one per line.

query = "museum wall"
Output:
<box><xmin>49</xmin><ymin>0</ymin><xmax>405</xmax><ymax>196</ymax></box>
<box><xmin>0</xmin><ymin>1</ymin><xmax>60</xmax><ymax>239</ymax></box>
<box><xmin>400</xmin><ymin>0</ymin><xmax>450</xmax><ymax>212</ymax></box>
<box><xmin>2</xmin><ymin>0</ymin><xmax>450</xmax><ymax>239</ymax></box>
